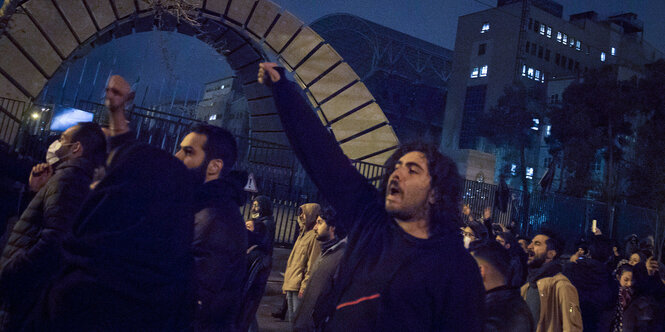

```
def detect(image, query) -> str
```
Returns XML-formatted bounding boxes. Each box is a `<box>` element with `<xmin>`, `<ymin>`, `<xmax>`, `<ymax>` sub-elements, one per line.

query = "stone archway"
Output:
<box><xmin>0</xmin><ymin>0</ymin><xmax>398</xmax><ymax>165</ymax></box>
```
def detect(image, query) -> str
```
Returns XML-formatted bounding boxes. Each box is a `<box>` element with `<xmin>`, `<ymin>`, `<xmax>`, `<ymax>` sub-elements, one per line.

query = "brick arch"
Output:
<box><xmin>0</xmin><ymin>0</ymin><xmax>398</xmax><ymax>165</ymax></box>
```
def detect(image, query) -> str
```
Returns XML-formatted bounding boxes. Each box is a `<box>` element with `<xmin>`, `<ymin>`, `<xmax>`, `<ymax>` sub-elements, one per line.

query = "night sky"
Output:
<box><xmin>39</xmin><ymin>0</ymin><xmax>665</xmax><ymax>109</ymax></box>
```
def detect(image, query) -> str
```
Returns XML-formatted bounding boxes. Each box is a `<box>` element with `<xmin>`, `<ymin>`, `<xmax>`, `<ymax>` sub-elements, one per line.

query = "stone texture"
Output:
<box><xmin>205</xmin><ymin>0</ymin><xmax>229</xmax><ymax>15</ymax></box>
<box><xmin>226</xmin><ymin>43</ymin><xmax>261</xmax><ymax>69</ymax></box>
<box><xmin>6</xmin><ymin>13</ymin><xmax>61</xmax><ymax>76</ymax></box>
<box><xmin>330</xmin><ymin>103</ymin><xmax>387</xmax><ymax>142</ymax></box>
<box><xmin>236</xmin><ymin>60</ymin><xmax>262</xmax><ymax>84</ymax></box>
<box><xmin>294</xmin><ymin>44</ymin><xmax>342</xmax><ymax>85</ymax></box>
<box><xmin>264</xmin><ymin>11</ymin><xmax>301</xmax><ymax>53</ymax></box>
<box><xmin>339</xmin><ymin>125</ymin><xmax>398</xmax><ymax>160</ymax></box>
<box><xmin>280</xmin><ymin>27</ymin><xmax>322</xmax><ymax>68</ymax></box>
<box><xmin>251</xmin><ymin>131</ymin><xmax>289</xmax><ymax>146</ymax></box>
<box><xmin>248</xmin><ymin>98</ymin><xmax>277</xmax><ymax>115</ymax></box>
<box><xmin>113</xmin><ymin>0</ymin><xmax>137</xmax><ymax>19</ymax></box>
<box><xmin>23</xmin><ymin>0</ymin><xmax>79</xmax><ymax>57</ymax></box>
<box><xmin>243</xmin><ymin>82</ymin><xmax>272</xmax><ymax>100</ymax></box>
<box><xmin>56</xmin><ymin>0</ymin><xmax>97</xmax><ymax>42</ymax></box>
<box><xmin>319</xmin><ymin>81</ymin><xmax>373</xmax><ymax>122</ymax></box>
<box><xmin>246</xmin><ymin>0</ymin><xmax>280</xmax><ymax>37</ymax></box>
<box><xmin>250</xmin><ymin>114</ymin><xmax>283</xmax><ymax>131</ymax></box>
<box><xmin>308</xmin><ymin>63</ymin><xmax>359</xmax><ymax>104</ymax></box>
<box><xmin>0</xmin><ymin>38</ymin><xmax>47</xmax><ymax>98</ymax></box>
<box><xmin>0</xmin><ymin>74</ymin><xmax>29</xmax><ymax>101</ymax></box>
<box><xmin>226</xmin><ymin>0</ymin><xmax>255</xmax><ymax>25</ymax></box>
<box><xmin>362</xmin><ymin>149</ymin><xmax>395</xmax><ymax>166</ymax></box>
<box><xmin>86</xmin><ymin>0</ymin><xmax>116</xmax><ymax>30</ymax></box>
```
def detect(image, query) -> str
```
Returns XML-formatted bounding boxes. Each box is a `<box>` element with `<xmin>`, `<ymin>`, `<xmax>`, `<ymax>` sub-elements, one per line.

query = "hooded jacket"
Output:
<box><xmin>192</xmin><ymin>171</ymin><xmax>248</xmax><ymax>331</ymax></box>
<box><xmin>521</xmin><ymin>271</ymin><xmax>583</xmax><ymax>332</ymax></box>
<box><xmin>563</xmin><ymin>258</ymin><xmax>615</xmax><ymax>331</ymax></box>
<box><xmin>251</xmin><ymin>195</ymin><xmax>275</xmax><ymax>256</ymax></box>
<box><xmin>283</xmin><ymin>203</ymin><xmax>321</xmax><ymax>293</ymax></box>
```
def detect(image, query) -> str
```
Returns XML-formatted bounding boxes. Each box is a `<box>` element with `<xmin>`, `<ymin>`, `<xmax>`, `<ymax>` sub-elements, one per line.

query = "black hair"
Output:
<box><xmin>320</xmin><ymin>205</ymin><xmax>346</xmax><ymax>238</ymax></box>
<box><xmin>71</xmin><ymin>122</ymin><xmax>107</xmax><ymax>167</ymax></box>
<box><xmin>380</xmin><ymin>142</ymin><xmax>462</xmax><ymax>236</ymax></box>
<box><xmin>588</xmin><ymin>235</ymin><xmax>612</xmax><ymax>262</ymax></box>
<box><xmin>253</xmin><ymin>195</ymin><xmax>273</xmax><ymax>217</ymax></box>
<box><xmin>539</xmin><ymin>228</ymin><xmax>563</xmax><ymax>259</ymax></box>
<box><xmin>190</xmin><ymin>123</ymin><xmax>237</xmax><ymax>176</ymax></box>
<box><xmin>469</xmin><ymin>240</ymin><xmax>512</xmax><ymax>282</ymax></box>
<box><xmin>466</xmin><ymin>220</ymin><xmax>489</xmax><ymax>242</ymax></box>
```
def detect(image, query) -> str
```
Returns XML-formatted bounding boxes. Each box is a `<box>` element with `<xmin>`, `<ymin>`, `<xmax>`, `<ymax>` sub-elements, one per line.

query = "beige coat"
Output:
<box><xmin>521</xmin><ymin>272</ymin><xmax>583</xmax><ymax>332</ymax></box>
<box><xmin>282</xmin><ymin>203</ymin><xmax>321</xmax><ymax>293</ymax></box>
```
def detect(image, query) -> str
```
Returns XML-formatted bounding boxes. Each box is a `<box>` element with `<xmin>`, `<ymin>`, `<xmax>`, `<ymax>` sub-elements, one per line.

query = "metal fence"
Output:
<box><xmin>0</xmin><ymin>97</ymin><xmax>27</xmax><ymax>147</ymax></box>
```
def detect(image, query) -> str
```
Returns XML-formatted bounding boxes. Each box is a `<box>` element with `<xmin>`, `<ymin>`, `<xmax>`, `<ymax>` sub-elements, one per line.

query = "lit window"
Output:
<box><xmin>209</xmin><ymin>114</ymin><xmax>217</xmax><ymax>121</ymax></box>
<box><xmin>546</xmin><ymin>27</ymin><xmax>552</xmax><ymax>38</ymax></box>
<box><xmin>601</xmin><ymin>52</ymin><xmax>606</xmax><ymax>62</ymax></box>
<box><xmin>511</xmin><ymin>164</ymin><xmax>517</xmax><ymax>176</ymax></box>
<box><xmin>539</xmin><ymin>24</ymin><xmax>545</xmax><ymax>35</ymax></box>
<box><xmin>220</xmin><ymin>85</ymin><xmax>225</xmax><ymax>89</ymax></box>
<box><xmin>535</xmin><ymin>70</ymin><xmax>541</xmax><ymax>80</ymax></box>
<box><xmin>470</xmin><ymin>67</ymin><xmax>479</xmax><ymax>78</ymax></box>
<box><xmin>531</xmin><ymin>118</ymin><xmax>540</xmax><ymax>131</ymax></box>
<box><xmin>546</xmin><ymin>125</ymin><xmax>551</xmax><ymax>136</ymax></box>
<box><xmin>480</xmin><ymin>65</ymin><xmax>488</xmax><ymax>77</ymax></box>
<box><xmin>569</xmin><ymin>37</ymin><xmax>574</xmax><ymax>47</ymax></box>
<box><xmin>481</xmin><ymin>22</ymin><xmax>490</xmax><ymax>33</ymax></box>
<box><xmin>557</xmin><ymin>32</ymin><xmax>562</xmax><ymax>42</ymax></box>
<box><xmin>526</xmin><ymin>167</ymin><xmax>534</xmax><ymax>179</ymax></box>
<box><xmin>522</xmin><ymin>65</ymin><xmax>527</xmax><ymax>76</ymax></box>
<box><xmin>527</xmin><ymin>67</ymin><xmax>534</xmax><ymax>79</ymax></box>
<box><xmin>576</xmin><ymin>40</ymin><xmax>581</xmax><ymax>51</ymax></box>
<box><xmin>562</xmin><ymin>34</ymin><xmax>567</xmax><ymax>44</ymax></box>
<box><xmin>541</xmin><ymin>73</ymin><xmax>545</xmax><ymax>83</ymax></box>
<box><xmin>611</xmin><ymin>47</ymin><xmax>616</xmax><ymax>56</ymax></box>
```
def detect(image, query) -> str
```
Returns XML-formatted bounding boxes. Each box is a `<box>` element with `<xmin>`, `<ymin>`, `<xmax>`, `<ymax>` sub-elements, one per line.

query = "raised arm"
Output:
<box><xmin>258</xmin><ymin>63</ymin><xmax>377</xmax><ymax>220</ymax></box>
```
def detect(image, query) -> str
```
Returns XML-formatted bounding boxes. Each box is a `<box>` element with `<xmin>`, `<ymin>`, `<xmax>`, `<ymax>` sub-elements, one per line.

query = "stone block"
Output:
<box><xmin>250</xmin><ymin>114</ymin><xmax>282</xmax><ymax>131</ymax></box>
<box><xmin>362</xmin><ymin>149</ymin><xmax>395</xmax><ymax>167</ymax></box>
<box><xmin>236</xmin><ymin>61</ymin><xmax>262</xmax><ymax>84</ymax></box>
<box><xmin>319</xmin><ymin>81</ymin><xmax>373</xmax><ymax>122</ymax></box>
<box><xmin>246</xmin><ymin>0</ymin><xmax>280</xmax><ymax>37</ymax></box>
<box><xmin>0</xmin><ymin>74</ymin><xmax>29</xmax><ymax>101</ymax></box>
<box><xmin>113</xmin><ymin>0</ymin><xmax>136</xmax><ymax>18</ymax></box>
<box><xmin>23</xmin><ymin>0</ymin><xmax>79</xmax><ymax>57</ymax></box>
<box><xmin>330</xmin><ymin>103</ymin><xmax>387</xmax><ymax>142</ymax></box>
<box><xmin>226</xmin><ymin>0</ymin><xmax>255</xmax><ymax>25</ymax></box>
<box><xmin>294</xmin><ymin>44</ymin><xmax>342</xmax><ymax>85</ymax></box>
<box><xmin>0</xmin><ymin>38</ymin><xmax>47</xmax><ymax>98</ymax></box>
<box><xmin>56</xmin><ymin>0</ymin><xmax>97</xmax><ymax>42</ymax></box>
<box><xmin>86</xmin><ymin>0</ymin><xmax>116</xmax><ymax>30</ymax></box>
<box><xmin>205</xmin><ymin>0</ymin><xmax>229</xmax><ymax>15</ymax></box>
<box><xmin>308</xmin><ymin>63</ymin><xmax>358</xmax><ymax>104</ymax></box>
<box><xmin>264</xmin><ymin>11</ymin><xmax>301</xmax><ymax>53</ymax></box>
<box><xmin>251</xmin><ymin>131</ymin><xmax>289</xmax><ymax>146</ymax></box>
<box><xmin>217</xmin><ymin>29</ymin><xmax>246</xmax><ymax>53</ymax></box>
<box><xmin>280</xmin><ymin>26</ymin><xmax>322</xmax><ymax>68</ymax></box>
<box><xmin>247</xmin><ymin>97</ymin><xmax>276</xmax><ymax>115</ymax></box>
<box><xmin>226</xmin><ymin>43</ymin><xmax>261</xmax><ymax>69</ymax></box>
<box><xmin>7</xmin><ymin>13</ymin><xmax>61</xmax><ymax>76</ymax></box>
<box><xmin>243</xmin><ymin>82</ymin><xmax>272</xmax><ymax>100</ymax></box>
<box><xmin>339</xmin><ymin>125</ymin><xmax>398</xmax><ymax>160</ymax></box>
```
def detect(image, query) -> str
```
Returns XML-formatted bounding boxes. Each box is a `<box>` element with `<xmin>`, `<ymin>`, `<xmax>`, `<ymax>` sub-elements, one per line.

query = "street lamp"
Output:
<box><xmin>31</xmin><ymin>112</ymin><xmax>39</xmax><ymax>119</ymax></box>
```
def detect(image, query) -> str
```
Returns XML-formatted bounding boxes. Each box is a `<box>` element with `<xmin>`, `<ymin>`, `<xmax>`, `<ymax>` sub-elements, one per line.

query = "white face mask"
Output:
<box><xmin>46</xmin><ymin>140</ymin><xmax>74</xmax><ymax>165</ymax></box>
<box><xmin>463</xmin><ymin>236</ymin><xmax>472</xmax><ymax>249</ymax></box>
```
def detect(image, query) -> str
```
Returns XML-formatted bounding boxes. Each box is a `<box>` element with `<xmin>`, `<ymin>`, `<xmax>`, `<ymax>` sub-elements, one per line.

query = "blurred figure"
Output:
<box><xmin>174</xmin><ymin>123</ymin><xmax>248</xmax><ymax>331</ymax></box>
<box><xmin>517</xmin><ymin>235</ymin><xmax>530</xmax><ymax>254</ymax></box>
<box><xmin>522</xmin><ymin>230</ymin><xmax>583</xmax><ymax>332</ymax></box>
<box><xmin>242</xmin><ymin>204</ymin><xmax>273</xmax><ymax>332</ymax></box>
<box><xmin>496</xmin><ymin>231</ymin><xmax>527</xmax><ymax>287</ymax></box>
<box><xmin>0</xmin><ymin>123</ymin><xmax>106</xmax><ymax>330</ymax></box>
<box><xmin>469</xmin><ymin>240</ymin><xmax>534</xmax><ymax>332</ymax></box>
<box><xmin>293</xmin><ymin>207</ymin><xmax>347</xmax><ymax>332</ymax></box>
<box><xmin>462</xmin><ymin>220</ymin><xmax>489</xmax><ymax>249</ymax></box>
<box><xmin>248</xmin><ymin>195</ymin><xmax>276</xmax><ymax>256</ymax></box>
<box><xmin>282</xmin><ymin>203</ymin><xmax>321</xmax><ymax>322</ymax></box>
<box><xmin>462</xmin><ymin>203</ymin><xmax>474</xmax><ymax>223</ymax></box>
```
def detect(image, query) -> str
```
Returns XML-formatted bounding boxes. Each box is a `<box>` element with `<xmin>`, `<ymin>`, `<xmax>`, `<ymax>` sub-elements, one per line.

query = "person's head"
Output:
<box><xmin>483</xmin><ymin>206</ymin><xmax>492</xmax><ymax>220</ymax></box>
<box><xmin>462</xmin><ymin>204</ymin><xmax>471</xmax><ymax>216</ymax></box>
<box><xmin>297</xmin><ymin>203</ymin><xmax>321</xmax><ymax>231</ymax></box>
<box><xmin>469</xmin><ymin>240</ymin><xmax>511</xmax><ymax>291</ymax></box>
<box><xmin>380</xmin><ymin>143</ymin><xmax>461</xmax><ymax>236</ymax></box>
<box><xmin>175</xmin><ymin>124</ymin><xmax>238</xmax><ymax>183</ymax></box>
<box><xmin>52</xmin><ymin>122</ymin><xmax>106</xmax><ymax>167</ymax></box>
<box><xmin>615</xmin><ymin>263</ymin><xmax>634</xmax><ymax>288</ymax></box>
<box><xmin>314</xmin><ymin>207</ymin><xmax>342</xmax><ymax>242</ymax></box>
<box><xmin>527</xmin><ymin>229</ymin><xmax>562</xmax><ymax>268</ymax></box>
<box><xmin>462</xmin><ymin>220</ymin><xmax>488</xmax><ymax>249</ymax></box>
<box><xmin>588</xmin><ymin>235</ymin><xmax>612</xmax><ymax>262</ymax></box>
<box><xmin>495</xmin><ymin>231</ymin><xmax>515</xmax><ymax>250</ymax></box>
<box><xmin>251</xmin><ymin>196</ymin><xmax>273</xmax><ymax>219</ymax></box>
<box><xmin>105</xmin><ymin>75</ymin><xmax>134</xmax><ymax>112</ymax></box>
<box><xmin>628</xmin><ymin>252</ymin><xmax>645</xmax><ymax>266</ymax></box>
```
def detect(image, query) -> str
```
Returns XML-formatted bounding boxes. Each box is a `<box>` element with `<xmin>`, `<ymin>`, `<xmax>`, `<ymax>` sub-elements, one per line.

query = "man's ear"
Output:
<box><xmin>546</xmin><ymin>249</ymin><xmax>557</xmax><ymax>260</ymax></box>
<box><xmin>71</xmin><ymin>141</ymin><xmax>83</xmax><ymax>155</ymax></box>
<box><xmin>207</xmin><ymin>159</ymin><xmax>224</xmax><ymax>176</ymax></box>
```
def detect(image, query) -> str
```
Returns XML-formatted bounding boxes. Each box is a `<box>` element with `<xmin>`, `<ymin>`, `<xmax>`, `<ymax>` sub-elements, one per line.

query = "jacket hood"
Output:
<box><xmin>195</xmin><ymin>170</ymin><xmax>248</xmax><ymax>209</ymax></box>
<box><xmin>254</xmin><ymin>195</ymin><xmax>273</xmax><ymax>217</ymax></box>
<box><xmin>298</xmin><ymin>203</ymin><xmax>321</xmax><ymax>231</ymax></box>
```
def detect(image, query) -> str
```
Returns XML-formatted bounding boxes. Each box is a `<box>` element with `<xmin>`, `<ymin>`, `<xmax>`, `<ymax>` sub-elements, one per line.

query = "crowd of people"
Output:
<box><xmin>0</xmin><ymin>63</ymin><xmax>663</xmax><ymax>332</ymax></box>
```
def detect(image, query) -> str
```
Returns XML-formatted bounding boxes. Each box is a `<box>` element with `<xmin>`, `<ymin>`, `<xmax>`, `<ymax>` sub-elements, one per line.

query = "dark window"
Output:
<box><xmin>531</xmin><ymin>44</ymin><xmax>537</xmax><ymax>55</ymax></box>
<box><xmin>459</xmin><ymin>85</ymin><xmax>488</xmax><ymax>149</ymax></box>
<box><xmin>561</xmin><ymin>55</ymin><xmax>567</xmax><ymax>67</ymax></box>
<box><xmin>528</xmin><ymin>18</ymin><xmax>533</xmax><ymax>30</ymax></box>
<box><xmin>478</xmin><ymin>43</ymin><xmax>486</xmax><ymax>56</ymax></box>
<box><xmin>555</xmin><ymin>53</ymin><xmax>560</xmax><ymax>65</ymax></box>
<box><xmin>525</xmin><ymin>41</ymin><xmax>530</xmax><ymax>53</ymax></box>
<box><xmin>545</xmin><ymin>49</ymin><xmax>551</xmax><ymax>61</ymax></box>
<box><xmin>538</xmin><ymin>46</ymin><xmax>544</xmax><ymax>58</ymax></box>
<box><xmin>534</xmin><ymin>20</ymin><xmax>540</xmax><ymax>32</ymax></box>
<box><xmin>568</xmin><ymin>58</ymin><xmax>574</xmax><ymax>70</ymax></box>
<box><xmin>574</xmin><ymin>61</ymin><xmax>580</xmax><ymax>71</ymax></box>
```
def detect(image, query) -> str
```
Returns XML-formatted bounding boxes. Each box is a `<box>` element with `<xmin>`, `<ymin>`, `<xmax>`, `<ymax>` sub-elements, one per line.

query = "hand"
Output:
<box><xmin>29</xmin><ymin>163</ymin><xmax>53</xmax><ymax>192</ymax></box>
<box><xmin>246</xmin><ymin>220</ymin><xmax>255</xmax><ymax>232</ymax></box>
<box><xmin>298</xmin><ymin>290</ymin><xmax>304</xmax><ymax>298</ymax></box>
<box><xmin>592</xmin><ymin>227</ymin><xmax>602</xmax><ymax>236</ymax></box>
<box><xmin>258</xmin><ymin>62</ymin><xmax>282</xmax><ymax>85</ymax></box>
<box><xmin>646</xmin><ymin>257</ymin><xmax>659</xmax><ymax>277</ymax></box>
<box><xmin>570</xmin><ymin>248</ymin><xmax>584</xmax><ymax>263</ymax></box>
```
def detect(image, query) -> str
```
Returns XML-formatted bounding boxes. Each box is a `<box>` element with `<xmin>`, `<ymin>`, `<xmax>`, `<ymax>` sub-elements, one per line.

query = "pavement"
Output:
<box><xmin>256</xmin><ymin>247</ymin><xmax>292</xmax><ymax>332</ymax></box>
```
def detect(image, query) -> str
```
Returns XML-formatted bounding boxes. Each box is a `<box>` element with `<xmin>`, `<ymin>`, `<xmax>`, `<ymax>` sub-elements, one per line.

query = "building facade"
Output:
<box><xmin>311</xmin><ymin>13</ymin><xmax>453</xmax><ymax>145</ymax></box>
<box><xmin>196</xmin><ymin>76</ymin><xmax>249</xmax><ymax>138</ymax></box>
<box><xmin>442</xmin><ymin>0</ymin><xmax>663</xmax><ymax>186</ymax></box>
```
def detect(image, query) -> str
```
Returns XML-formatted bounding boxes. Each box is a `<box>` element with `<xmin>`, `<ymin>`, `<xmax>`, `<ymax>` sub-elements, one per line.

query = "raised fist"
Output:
<box><xmin>29</xmin><ymin>163</ymin><xmax>53</xmax><ymax>192</ymax></box>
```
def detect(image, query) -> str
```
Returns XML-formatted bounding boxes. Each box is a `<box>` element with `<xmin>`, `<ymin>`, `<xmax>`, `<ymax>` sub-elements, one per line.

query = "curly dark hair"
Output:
<box><xmin>379</xmin><ymin>142</ymin><xmax>462</xmax><ymax>237</ymax></box>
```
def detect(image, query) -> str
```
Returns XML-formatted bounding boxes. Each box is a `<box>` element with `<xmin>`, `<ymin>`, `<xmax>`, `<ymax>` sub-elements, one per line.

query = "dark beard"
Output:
<box><xmin>527</xmin><ymin>254</ymin><xmax>547</xmax><ymax>269</ymax></box>
<box><xmin>188</xmin><ymin>163</ymin><xmax>207</xmax><ymax>184</ymax></box>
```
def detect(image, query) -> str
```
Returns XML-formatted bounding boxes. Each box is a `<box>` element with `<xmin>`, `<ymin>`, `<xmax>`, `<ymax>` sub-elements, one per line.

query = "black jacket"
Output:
<box><xmin>563</xmin><ymin>258</ymin><xmax>615</xmax><ymax>332</ymax></box>
<box><xmin>484</xmin><ymin>286</ymin><xmax>534</xmax><ymax>332</ymax></box>
<box><xmin>37</xmin><ymin>134</ymin><xmax>196</xmax><ymax>331</ymax></box>
<box><xmin>270</xmin><ymin>77</ymin><xmax>485</xmax><ymax>331</ymax></box>
<box><xmin>0</xmin><ymin>158</ymin><xmax>95</xmax><ymax>329</ymax></box>
<box><xmin>193</xmin><ymin>175</ymin><xmax>248</xmax><ymax>331</ymax></box>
